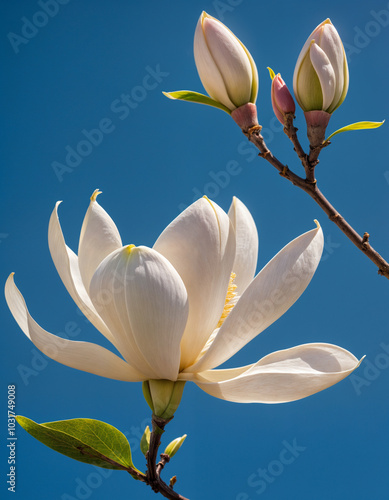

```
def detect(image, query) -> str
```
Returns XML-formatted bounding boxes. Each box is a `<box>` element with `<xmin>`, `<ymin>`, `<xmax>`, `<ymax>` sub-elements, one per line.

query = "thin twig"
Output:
<box><xmin>145</xmin><ymin>415</ymin><xmax>189</xmax><ymax>500</ymax></box>
<box><xmin>243</xmin><ymin>127</ymin><xmax>389</xmax><ymax>279</ymax></box>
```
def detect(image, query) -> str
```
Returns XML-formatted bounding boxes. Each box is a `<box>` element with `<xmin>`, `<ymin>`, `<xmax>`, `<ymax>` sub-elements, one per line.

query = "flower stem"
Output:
<box><xmin>241</xmin><ymin>122</ymin><xmax>389</xmax><ymax>279</ymax></box>
<box><xmin>145</xmin><ymin>414</ymin><xmax>189</xmax><ymax>500</ymax></box>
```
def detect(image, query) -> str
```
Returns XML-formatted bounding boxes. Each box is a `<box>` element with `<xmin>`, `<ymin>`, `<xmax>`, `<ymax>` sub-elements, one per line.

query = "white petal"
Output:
<box><xmin>48</xmin><ymin>202</ymin><xmax>118</xmax><ymax>348</ymax></box>
<box><xmin>78</xmin><ymin>190</ymin><xmax>122</xmax><ymax>293</ymax></box>
<box><xmin>154</xmin><ymin>197</ymin><xmax>235</xmax><ymax>370</ymax></box>
<box><xmin>192</xmin><ymin>343</ymin><xmax>361</xmax><ymax>403</ymax></box>
<box><xmin>309</xmin><ymin>43</ymin><xmax>336</xmax><ymax>111</ymax></box>
<box><xmin>4</xmin><ymin>274</ymin><xmax>144</xmax><ymax>382</ymax></box>
<box><xmin>179</xmin><ymin>364</ymin><xmax>251</xmax><ymax>383</ymax></box>
<box><xmin>188</xmin><ymin>224</ymin><xmax>323</xmax><ymax>373</ymax></box>
<box><xmin>202</xmin><ymin>16</ymin><xmax>253</xmax><ymax>107</ymax></box>
<box><xmin>228</xmin><ymin>197</ymin><xmax>258</xmax><ymax>295</ymax></box>
<box><xmin>87</xmin><ymin>247</ymin><xmax>159</xmax><ymax>379</ymax></box>
<box><xmin>318</xmin><ymin>23</ymin><xmax>346</xmax><ymax>112</ymax></box>
<box><xmin>293</xmin><ymin>19</ymin><xmax>330</xmax><ymax>98</ymax></box>
<box><xmin>194</xmin><ymin>13</ymin><xmax>236</xmax><ymax>110</ymax></box>
<box><xmin>90</xmin><ymin>246</ymin><xmax>189</xmax><ymax>381</ymax></box>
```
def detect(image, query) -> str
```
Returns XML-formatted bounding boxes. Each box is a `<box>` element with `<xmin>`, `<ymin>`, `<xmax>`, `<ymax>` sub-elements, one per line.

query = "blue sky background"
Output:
<box><xmin>1</xmin><ymin>1</ymin><xmax>389</xmax><ymax>499</ymax></box>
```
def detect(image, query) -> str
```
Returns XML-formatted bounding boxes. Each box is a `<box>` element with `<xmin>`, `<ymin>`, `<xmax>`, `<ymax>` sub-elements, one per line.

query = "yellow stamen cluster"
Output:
<box><xmin>216</xmin><ymin>272</ymin><xmax>237</xmax><ymax>328</ymax></box>
<box><xmin>192</xmin><ymin>273</ymin><xmax>238</xmax><ymax>365</ymax></box>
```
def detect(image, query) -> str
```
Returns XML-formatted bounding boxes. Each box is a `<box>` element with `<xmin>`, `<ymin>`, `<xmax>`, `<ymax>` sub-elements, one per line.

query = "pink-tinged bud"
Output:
<box><xmin>271</xmin><ymin>73</ymin><xmax>296</xmax><ymax>124</ymax></box>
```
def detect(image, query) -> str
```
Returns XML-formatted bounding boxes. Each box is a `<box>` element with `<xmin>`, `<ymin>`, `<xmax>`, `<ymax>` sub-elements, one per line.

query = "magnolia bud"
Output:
<box><xmin>269</xmin><ymin>69</ymin><xmax>295</xmax><ymax>124</ymax></box>
<box><xmin>164</xmin><ymin>435</ymin><xmax>187</xmax><ymax>458</ymax></box>
<box><xmin>293</xmin><ymin>19</ymin><xmax>349</xmax><ymax>114</ymax></box>
<box><xmin>194</xmin><ymin>11</ymin><xmax>258</xmax><ymax>112</ymax></box>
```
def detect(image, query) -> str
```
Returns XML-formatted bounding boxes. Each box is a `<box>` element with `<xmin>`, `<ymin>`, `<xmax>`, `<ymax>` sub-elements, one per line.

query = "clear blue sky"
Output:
<box><xmin>1</xmin><ymin>1</ymin><xmax>389</xmax><ymax>499</ymax></box>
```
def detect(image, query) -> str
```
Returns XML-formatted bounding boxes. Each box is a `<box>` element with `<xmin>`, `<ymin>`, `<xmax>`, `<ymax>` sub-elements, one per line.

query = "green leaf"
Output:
<box><xmin>326</xmin><ymin>120</ymin><xmax>385</xmax><ymax>142</ymax></box>
<box><xmin>163</xmin><ymin>90</ymin><xmax>231</xmax><ymax>114</ymax></box>
<box><xmin>16</xmin><ymin>416</ymin><xmax>140</xmax><ymax>472</ymax></box>
<box><xmin>267</xmin><ymin>67</ymin><xmax>276</xmax><ymax>80</ymax></box>
<box><xmin>140</xmin><ymin>425</ymin><xmax>150</xmax><ymax>456</ymax></box>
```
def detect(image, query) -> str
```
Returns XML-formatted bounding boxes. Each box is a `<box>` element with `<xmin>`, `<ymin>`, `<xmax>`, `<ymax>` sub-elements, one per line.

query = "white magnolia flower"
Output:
<box><xmin>293</xmin><ymin>19</ymin><xmax>349</xmax><ymax>114</ymax></box>
<box><xmin>5</xmin><ymin>191</ymin><xmax>361</xmax><ymax>405</ymax></box>
<box><xmin>193</xmin><ymin>11</ymin><xmax>258</xmax><ymax>111</ymax></box>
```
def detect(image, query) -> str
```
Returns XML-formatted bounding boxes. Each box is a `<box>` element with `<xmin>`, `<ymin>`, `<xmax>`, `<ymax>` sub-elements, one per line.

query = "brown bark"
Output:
<box><xmin>242</xmin><ymin>122</ymin><xmax>389</xmax><ymax>279</ymax></box>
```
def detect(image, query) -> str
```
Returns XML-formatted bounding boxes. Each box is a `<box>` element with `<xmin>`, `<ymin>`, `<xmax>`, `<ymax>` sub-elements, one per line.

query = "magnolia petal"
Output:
<box><xmin>318</xmin><ymin>23</ymin><xmax>347</xmax><ymax>113</ymax></box>
<box><xmin>90</xmin><ymin>246</ymin><xmax>189</xmax><ymax>381</ymax></box>
<box><xmin>188</xmin><ymin>225</ymin><xmax>323</xmax><ymax>373</ymax></box>
<box><xmin>202</xmin><ymin>15</ymin><xmax>253</xmax><ymax>108</ymax></box>
<box><xmin>78</xmin><ymin>191</ymin><xmax>122</xmax><ymax>293</ymax></box>
<box><xmin>88</xmin><ymin>247</ymin><xmax>159</xmax><ymax>379</ymax></box>
<box><xmin>294</xmin><ymin>50</ymin><xmax>324</xmax><ymax>111</ymax></box>
<box><xmin>293</xmin><ymin>19</ymin><xmax>330</xmax><ymax>98</ymax></box>
<box><xmin>335</xmin><ymin>50</ymin><xmax>349</xmax><ymax>113</ymax></box>
<box><xmin>179</xmin><ymin>364</ymin><xmax>251</xmax><ymax>383</ymax></box>
<box><xmin>194</xmin><ymin>13</ymin><xmax>236</xmax><ymax>110</ymax></box>
<box><xmin>192</xmin><ymin>343</ymin><xmax>361</xmax><ymax>403</ymax></box>
<box><xmin>228</xmin><ymin>197</ymin><xmax>258</xmax><ymax>295</ymax></box>
<box><xmin>154</xmin><ymin>197</ymin><xmax>235</xmax><ymax>370</ymax></box>
<box><xmin>309</xmin><ymin>43</ymin><xmax>336</xmax><ymax>111</ymax></box>
<box><xmin>4</xmin><ymin>274</ymin><xmax>144</xmax><ymax>382</ymax></box>
<box><xmin>48</xmin><ymin>202</ymin><xmax>118</xmax><ymax>347</ymax></box>
<box><xmin>243</xmin><ymin>40</ymin><xmax>259</xmax><ymax>104</ymax></box>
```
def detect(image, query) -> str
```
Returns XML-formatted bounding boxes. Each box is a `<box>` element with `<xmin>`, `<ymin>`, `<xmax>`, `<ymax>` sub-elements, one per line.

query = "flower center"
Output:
<box><xmin>193</xmin><ymin>272</ymin><xmax>238</xmax><ymax>365</ymax></box>
<box><xmin>216</xmin><ymin>271</ymin><xmax>237</xmax><ymax>328</ymax></box>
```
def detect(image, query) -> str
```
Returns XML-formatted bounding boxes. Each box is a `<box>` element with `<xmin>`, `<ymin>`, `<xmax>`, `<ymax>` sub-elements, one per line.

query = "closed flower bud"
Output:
<box><xmin>270</xmin><ymin>69</ymin><xmax>296</xmax><ymax>125</ymax></box>
<box><xmin>293</xmin><ymin>19</ymin><xmax>349</xmax><ymax>114</ymax></box>
<box><xmin>164</xmin><ymin>434</ymin><xmax>187</xmax><ymax>458</ymax></box>
<box><xmin>194</xmin><ymin>11</ymin><xmax>258</xmax><ymax>112</ymax></box>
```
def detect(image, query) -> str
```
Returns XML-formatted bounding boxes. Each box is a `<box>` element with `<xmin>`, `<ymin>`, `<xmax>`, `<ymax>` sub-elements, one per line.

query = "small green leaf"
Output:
<box><xmin>326</xmin><ymin>120</ymin><xmax>385</xmax><ymax>142</ymax></box>
<box><xmin>16</xmin><ymin>416</ymin><xmax>140</xmax><ymax>472</ymax></box>
<box><xmin>267</xmin><ymin>67</ymin><xmax>276</xmax><ymax>80</ymax></box>
<box><xmin>140</xmin><ymin>425</ymin><xmax>150</xmax><ymax>456</ymax></box>
<box><xmin>163</xmin><ymin>90</ymin><xmax>231</xmax><ymax>114</ymax></box>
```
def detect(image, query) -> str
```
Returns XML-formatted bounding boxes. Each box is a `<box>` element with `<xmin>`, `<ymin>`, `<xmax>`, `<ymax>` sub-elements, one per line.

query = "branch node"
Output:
<box><xmin>329</xmin><ymin>212</ymin><xmax>340</xmax><ymax>221</ymax></box>
<box><xmin>279</xmin><ymin>166</ymin><xmax>289</xmax><ymax>177</ymax></box>
<box><xmin>362</xmin><ymin>232</ymin><xmax>370</xmax><ymax>251</ymax></box>
<box><xmin>362</xmin><ymin>232</ymin><xmax>370</xmax><ymax>244</ymax></box>
<box><xmin>378</xmin><ymin>266</ymin><xmax>389</xmax><ymax>277</ymax></box>
<box><xmin>247</xmin><ymin>124</ymin><xmax>262</xmax><ymax>136</ymax></box>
